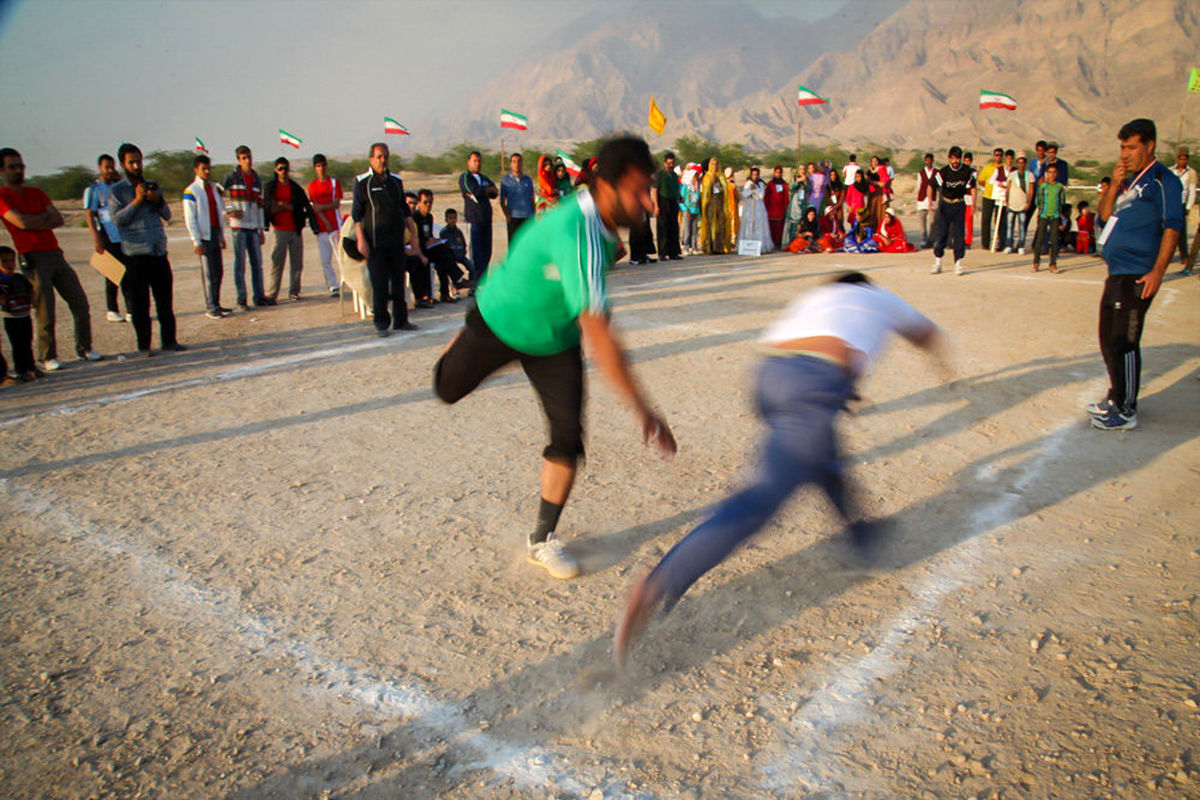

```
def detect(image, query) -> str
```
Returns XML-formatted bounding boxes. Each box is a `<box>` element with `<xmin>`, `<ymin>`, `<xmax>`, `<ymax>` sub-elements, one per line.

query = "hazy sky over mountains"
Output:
<box><xmin>0</xmin><ymin>0</ymin><xmax>852</xmax><ymax>172</ymax></box>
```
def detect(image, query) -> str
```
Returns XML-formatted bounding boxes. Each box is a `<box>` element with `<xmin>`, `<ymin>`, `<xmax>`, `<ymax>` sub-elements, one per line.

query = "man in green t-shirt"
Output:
<box><xmin>651</xmin><ymin>151</ymin><xmax>682</xmax><ymax>260</ymax></box>
<box><xmin>434</xmin><ymin>136</ymin><xmax>677</xmax><ymax>579</ymax></box>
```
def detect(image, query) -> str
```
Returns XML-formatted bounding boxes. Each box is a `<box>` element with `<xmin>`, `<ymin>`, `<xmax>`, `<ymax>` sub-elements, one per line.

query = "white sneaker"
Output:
<box><xmin>105</xmin><ymin>311</ymin><xmax>124</xmax><ymax>323</ymax></box>
<box><xmin>125</xmin><ymin>313</ymin><xmax>133</xmax><ymax>322</ymax></box>
<box><xmin>82</xmin><ymin>350</ymin><xmax>103</xmax><ymax>361</ymax></box>
<box><xmin>1004</xmin><ymin>247</ymin><xmax>1014</xmax><ymax>254</ymax></box>
<box><xmin>1018</xmin><ymin>247</ymin><xmax>1026</xmax><ymax>255</ymax></box>
<box><xmin>526</xmin><ymin>538</ymin><xmax>581</xmax><ymax>579</ymax></box>
<box><xmin>42</xmin><ymin>359</ymin><xmax>61</xmax><ymax>372</ymax></box>
<box><xmin>955</xmin><ymin>260</ymin><xmax>965</xmax><ymax>275</ymax></box>
<box><xmin>930</xmin><ymin>258</ymin><xmax>942</xmax><ymax>274</ymax></box>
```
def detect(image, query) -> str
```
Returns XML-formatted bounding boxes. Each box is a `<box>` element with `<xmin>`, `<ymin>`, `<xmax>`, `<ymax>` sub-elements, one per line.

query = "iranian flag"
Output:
<box><xmin>796</xmin><ymin>85</ymin><xmax>828</xmax><ymax>106</ymax></box>
<box><xmin>384</xmin><ymin>117</ymin><xmax>409</xmax><ymax>135</ymax></box>
<box><xmin>279</xmin><ymin>129</ymin><xmax>302</xmax><ymax>149</ymax></box>
<box><xmin>193</xmin><ymin>137</ymin><xmax>208</xmax><ymax>155</ymax></box>
<box><xmin>979</xmin><ymin>90</ymin><xmax>1017</xmax><ymax>110</ymax></box>
<box><xmin>555</xmin><ymin>149</ymin><xmax>582</xmax><ymax>179</ymax></box>
<box><xmin>500</xmin><ymin>109</ymin><xmax>528</xmax><ymax>130</ymax></box>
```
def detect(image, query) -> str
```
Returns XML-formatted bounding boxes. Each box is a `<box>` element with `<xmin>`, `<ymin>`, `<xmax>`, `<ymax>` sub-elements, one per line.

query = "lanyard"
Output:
<box><xmin>1118</xmin><ymin>161</ymin><xmax>1154</xmax><ymax>202</ymax></box>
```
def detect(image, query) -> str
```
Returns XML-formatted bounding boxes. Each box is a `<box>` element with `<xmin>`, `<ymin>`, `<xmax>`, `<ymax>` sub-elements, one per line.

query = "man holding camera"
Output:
<box><xmin>109</xmin><ymin>142</ymin><xmax>185</xmax><ymax>356</ymax></box>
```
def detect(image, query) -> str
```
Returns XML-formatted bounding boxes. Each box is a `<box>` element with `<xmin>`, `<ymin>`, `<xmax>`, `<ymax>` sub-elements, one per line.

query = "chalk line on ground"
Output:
<box><xmin>759</xmin><ymin>418</ymin><xmax>1074</xmax><ymax>796</ymax></box>
<box><xmin>0</xmin><ymin>320</ymin><xmax>460</xmax><ymax>430</ymax></box>
<box><xmin>3</xmin><ymin>477</ymin><xmax>639</xmax><ymax>799</ymax></box>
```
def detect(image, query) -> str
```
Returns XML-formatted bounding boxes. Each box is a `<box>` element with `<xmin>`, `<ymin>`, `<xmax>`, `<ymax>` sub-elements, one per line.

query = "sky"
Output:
<box><xmin>0</xmin><ymin>0</ymin><xmax>847</xmax><ymax>174</ymax></box>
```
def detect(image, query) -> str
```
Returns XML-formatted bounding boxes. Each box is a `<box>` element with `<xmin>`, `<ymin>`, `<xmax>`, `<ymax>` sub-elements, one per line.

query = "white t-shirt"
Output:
<box><xmin>842</xmin><ymin>164</ymin><xmax>860</xmax><ymax>185</ymax></box>
<box><xmin>760</xmin><ymin>283</ymin><xmax>934</xmax><ymax>373</ymax></box>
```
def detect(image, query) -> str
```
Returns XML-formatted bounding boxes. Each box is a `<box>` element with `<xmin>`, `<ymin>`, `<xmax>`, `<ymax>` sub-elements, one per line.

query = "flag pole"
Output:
<box><xmin>500</xmin><ymin>136</ymin><xmax>505</xmax><ymax>175</ymax></box>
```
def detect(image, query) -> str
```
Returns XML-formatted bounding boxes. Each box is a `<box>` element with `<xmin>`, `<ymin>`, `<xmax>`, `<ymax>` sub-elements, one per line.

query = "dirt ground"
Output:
<box><xmin>1</xmin><ymin>206</ymin><xmax>1198</xmax><ymax>800</ymax></box>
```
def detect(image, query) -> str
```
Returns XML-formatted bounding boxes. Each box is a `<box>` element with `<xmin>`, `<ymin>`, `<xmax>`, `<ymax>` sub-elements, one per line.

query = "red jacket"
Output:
<box><xmin>763</xmin><ymin>178</ymin><xmax>789</xmax><ymax>219</ymax></box>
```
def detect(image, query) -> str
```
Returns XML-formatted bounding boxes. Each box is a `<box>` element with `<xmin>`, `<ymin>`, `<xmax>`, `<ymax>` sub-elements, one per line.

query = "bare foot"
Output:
<box><xmin>615</xmin><ymin>574</ymin><xmax>664</xmax><ymax>667</ymax></box>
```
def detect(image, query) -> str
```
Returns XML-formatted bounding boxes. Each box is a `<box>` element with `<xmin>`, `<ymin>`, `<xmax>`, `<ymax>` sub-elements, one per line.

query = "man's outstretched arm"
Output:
<box><xmin>578</xmin><ymin>312</ymin><xmax>676</xmax><ymax>456</ymax></box>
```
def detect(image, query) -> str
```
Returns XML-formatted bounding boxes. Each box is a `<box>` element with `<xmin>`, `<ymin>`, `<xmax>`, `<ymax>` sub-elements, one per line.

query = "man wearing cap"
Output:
<box><xmin>1167</xmin><ymin>146</ymin><xmax>1196</xmax><ymax>271</ymax></box>
<box><xmin>1090</xmin><ymin>118</ymin><xmax>1182</xmax><ymax>431</ymax></box>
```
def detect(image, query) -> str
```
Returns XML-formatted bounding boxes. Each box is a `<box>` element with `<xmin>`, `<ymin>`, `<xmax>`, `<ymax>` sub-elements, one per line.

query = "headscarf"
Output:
<box><xmin>575</xmin><ymin>157</ymin><xmax>598</xmax><ymax>188</ymax></box>
<box><xmin>536</xmin><ymin>155</ymin><xmax>556</xmax><ymax>211</ymax></box>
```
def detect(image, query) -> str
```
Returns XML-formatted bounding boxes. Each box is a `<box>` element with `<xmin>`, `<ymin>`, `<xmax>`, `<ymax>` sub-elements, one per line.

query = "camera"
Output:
<box><xmin>144</xmin><ymin>180</ymin><xmax>159</xmax><ymax>192</ymax></box>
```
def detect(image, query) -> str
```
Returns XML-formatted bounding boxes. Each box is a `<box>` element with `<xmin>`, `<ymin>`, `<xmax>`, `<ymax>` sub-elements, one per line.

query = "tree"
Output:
<box><xmin>27</xmin><ymin>165</ymin><xmax>94</xmax><ymax>201</ymax></box>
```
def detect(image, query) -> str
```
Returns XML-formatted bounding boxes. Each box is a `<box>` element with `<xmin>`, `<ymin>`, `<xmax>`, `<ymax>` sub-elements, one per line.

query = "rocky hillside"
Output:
<box><xmin>432</xmin><ymin>0</ymin><xmax>1198</xmax><ymax>158</ymax></box>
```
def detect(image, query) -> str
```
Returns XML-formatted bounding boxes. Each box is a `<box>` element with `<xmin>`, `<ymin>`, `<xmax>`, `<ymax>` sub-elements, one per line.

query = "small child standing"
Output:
<box><xmin>0</xmin><ymin>245</ymin><xmax>40</xmax><ymax>383</ymax></box>
<box><xmin>680</xmin><ymin>171</ymin><xmax>701</xmax><ymax>255</ymax></box>
<box><xmin>1075</xmin><ymin>200</ymin><xmax>1095</xmax><ymax>254</ymax></box>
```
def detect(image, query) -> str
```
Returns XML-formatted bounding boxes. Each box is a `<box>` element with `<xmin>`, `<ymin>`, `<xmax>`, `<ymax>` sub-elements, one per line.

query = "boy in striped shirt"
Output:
<box><xmin>1032</xmin><ymin>165</ymin><xmax>1067</xmax><ymax>272</ymax></box>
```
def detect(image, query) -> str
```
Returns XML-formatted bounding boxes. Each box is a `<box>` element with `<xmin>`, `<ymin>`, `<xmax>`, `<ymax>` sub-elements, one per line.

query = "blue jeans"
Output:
<box><xmin>232</xmin><ymin>228</ymin><xmax>265</xmax><ymax>305</ymax></box>
<box><xmin>649</xmin><ymin>355</ymin><xmax>856</xmax><ymax>610</ymax></box>
<box><xmin>1005</xmin><ymin>206</ymin><xmax>1028</xmax><ymax>250</ymax></box>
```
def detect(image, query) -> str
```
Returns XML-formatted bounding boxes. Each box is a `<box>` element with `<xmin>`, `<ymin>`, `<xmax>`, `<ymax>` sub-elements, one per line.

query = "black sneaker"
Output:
<box><xmin>163</xmin><ymin>342</ymin><xmax>188</xmax><ymax>352</ymax></box>
<box><xmin>415</xmin><ymin>299</ymin><xmax>434</xmax><ymax>309</ymax></box>
<box><xmin>258</xmin><ymin>297</ymin><xmax>277</xmax><ymax>306</ymax></box>
<box><xmin>217</xmin><ymin>306</ymin><xmax>233</xmax><ymax>314</ymax></box>
<box><xmin>376</xmin><ymin>328</ymin><xmax>392</xmax><ymax>338</ymax></box>
<box><xmin>204</xmin><ymin>310</ymin><xmax>223</xmax><ymax>320</ymax></box>
<box><xmin>1090</xmin><ymin>407</ymin><xmax>1137</xmax><ymax>431</ymax></box>
<box><xmin>395</xmin><ymin>322</ymin><xmax>419</xmax><ymax>332</ymax></box>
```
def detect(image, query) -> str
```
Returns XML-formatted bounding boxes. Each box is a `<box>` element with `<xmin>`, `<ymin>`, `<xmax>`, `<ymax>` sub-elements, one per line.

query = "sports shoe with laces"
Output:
<box><xmin>106</xmin><ymin>311</ymin><xmax>125</xmax><ymax>323</ymax></box>
<box><xmin>42</xmin><ymin>358</ymin><xmax>61</xmax><ymax>372</ymax></box>
<box><xmin>526</xmin><ymin>538</ymin><xmax>580</xmax><ymax>579</ymax></box>
<box><xmin>1090</xmin><ymin>407</ymin><xmax>1137</xmax><ymax>431</ymax></box>
<box><xmin>1086</xmin><ymin>398</ymin><xmax>1113</xmax><ymax>418</ymax></box>
<box><xmin>955</xmin><ymin>260</ymin><xmax>965</xmax><ymax>275</ymax></box>
<box><xmin>930</xmin><ymin>257</ymin><xmax>942</xmax><ymax>274</ymax></box>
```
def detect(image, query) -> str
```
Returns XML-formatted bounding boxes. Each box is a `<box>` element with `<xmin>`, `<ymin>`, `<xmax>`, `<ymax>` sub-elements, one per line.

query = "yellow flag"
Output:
<box><xmin>1189</xmin><ymin>67</ymin><xmax>1200</xmax><ymax>93</ymax></box>
<box><xmin>648</xmin><ymin>97</ymin><xmax>667</xmax><ymax>135</ymax></box>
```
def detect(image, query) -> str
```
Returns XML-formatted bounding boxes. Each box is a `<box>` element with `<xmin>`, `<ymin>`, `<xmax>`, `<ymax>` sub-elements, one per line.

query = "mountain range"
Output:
<box><xmin>429</xmin><ymin>0</ymin><xmax>1199</xmax><ymax>159</ymax></box>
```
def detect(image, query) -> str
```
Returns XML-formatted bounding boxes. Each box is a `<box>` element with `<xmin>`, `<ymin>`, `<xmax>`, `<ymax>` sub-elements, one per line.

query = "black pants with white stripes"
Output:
<box><xmin>1098</xmin><ymin>274</ymin><xmax>1154</xmax><ymax>413</ymax></box>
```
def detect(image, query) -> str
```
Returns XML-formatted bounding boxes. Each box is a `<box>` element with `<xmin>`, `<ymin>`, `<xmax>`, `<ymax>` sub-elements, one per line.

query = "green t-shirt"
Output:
<box><xmin>655</xmin><ymin>168</ymin><xmax>680</xmax><ymax>201</ymax></box>
<box><xmin>476</xmin><ymin>189</ymin><xmax>617</xmax><ymax>356</ymax></box>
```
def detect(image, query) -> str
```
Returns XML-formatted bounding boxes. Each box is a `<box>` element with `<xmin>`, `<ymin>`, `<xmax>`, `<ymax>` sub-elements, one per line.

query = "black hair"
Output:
<box><xmin>274</xmin><ymin>157</ymin><xmax>289</xmax><ymax>168</ymax></box>
<box><xmin>404</xmin><ymin>191</ymin><xmax>418</xmax><ymax>200</ymax></box>
<box><xmin>948</xmin><ymin>146</ymin><xmax>963</xmax><ymax>159</ymax></box>
<box><xmin>1118</xmin><ymin>118</ymin><xmax>1156</xmax><ymax>144</ymax></box>
<box><xmin>963</xmin><ymin>151</ymin><xmax>973</xmax><ymax>160</ymax></box>
<box><xmin>924</xmin><ymin>152</ymin><xmax>934</xmax><ymax>160</ymax></box>
<box><xmin>848</xmin><ymin>154</ymin><xmax>857</xmax><ymax>162</ymax></box>
<box><xmin>468</xmin><ymin>150</ymin><xmax>482</xmax><ymax>160</ymax></box>
<box><xmin>0</xmin><ymin>147</ymin><xmax>19</xmax><ymax>166</ymax></box>
<box><xmin>235</xmin><ymin>145</ymin><xmax>251</xmax><ymax>158</ymax></box>
<box><xmin>1099</xmin><ymin>176</ymin><xmax>1111</xmax><ymax>184</ymax></box>
<box><xmin>312</xmin><ymin>153</ymin><xmax>327</xmax><ymax>166</ymax></box>
<box><xmin>993</xmin><ymin>147</ymin><xmax>1003</xmax><ymax>155</ymax></box>
<box><xmin>1035</xmin><ymin>140</ymin><xmax>1048</xmax><ymax>149</ymax></box>
<box><xmin>664</xmin><ymin>151</ymin><xmax>676</xmax><ymax>161</ymax></box>
<box><xmin>418</xmin><ymin>188</ymin><xmax>433</xmax><ymax>200</ymax></box>
<box><xmin>834</xmin><ymin>271</ymin><xmax>871</xmax><ymax>285</ymax></box>
<box><xmin>369</xmin><ymin>142</ymin><xmax>388</xmax><ymax>157</ymax></box>
<box><xmin>1077</xmin><ymin>200</ymin><xmax>1090</xmax><ymax>210</ymax></box>
<box><xmin>117</xmin><ymin>142</ymin><xmax>141</xmax><ymax>163</ymax></box>
<box><xmin>595</xmin><ymin>135</ymin><xmax>654</xmax><ymax>186</ymax></box>
<box><xmin>1004</xmin><ymin>149</ymin><xmax>1015</xmax><ymax>158</ymax></box>
<box><xmin>510</xmin><ymin>152</ymin><xmax>522</xmax><ymax>160</ymax></box>
<box><xmin>194</xmin><ymin>154</ymin><xmax>211</xmax><ymax>167</ymax></box>
<box><xmin>97</xmin><ymin>153</ymin><xmax>115</xmax><ymax>166</ymax></box>
<box><xmin>444</xmin><ymin>208</ymin><xmax>457</xmax><ymax>218</ymax></box>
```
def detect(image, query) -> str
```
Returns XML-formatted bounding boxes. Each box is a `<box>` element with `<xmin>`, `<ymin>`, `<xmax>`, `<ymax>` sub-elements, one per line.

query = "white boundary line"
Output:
<box><xmin>0</xmin><ymin>320</ymin><xmax>459</xmax><ymax>430</ymax></box>
<box><xmin>759</xmin><ymin>419</ymin><xmax>1074</xmax><ymax>795</ymax></box>
<box><xmin>2</xmin><ymin>477</ymin><xmax>636</xmax><ymax>798</ymax></box>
